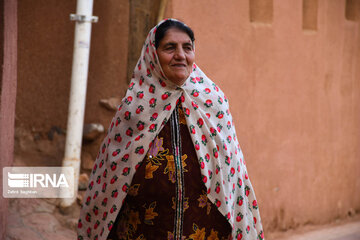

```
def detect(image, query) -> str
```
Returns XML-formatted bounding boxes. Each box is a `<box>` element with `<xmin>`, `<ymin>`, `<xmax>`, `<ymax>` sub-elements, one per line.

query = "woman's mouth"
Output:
<box><xmin>171</xmin><ymin>63</ymin><xmax>186</xmax><ymax>67</ymax></box>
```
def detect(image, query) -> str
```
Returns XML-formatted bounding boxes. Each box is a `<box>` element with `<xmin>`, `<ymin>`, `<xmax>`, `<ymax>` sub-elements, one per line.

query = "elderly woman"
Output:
<box><xmin>78</xmin><ymin>19</ymin><xmax>264</xmax><ymax>240</ymax></box>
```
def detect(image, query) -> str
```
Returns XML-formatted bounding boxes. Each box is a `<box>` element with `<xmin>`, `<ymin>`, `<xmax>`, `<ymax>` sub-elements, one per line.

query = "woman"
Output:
<box><xmin>78</xmin><ymin>19</ymin><xmax>264</xmax><ymax>240</ymax></box>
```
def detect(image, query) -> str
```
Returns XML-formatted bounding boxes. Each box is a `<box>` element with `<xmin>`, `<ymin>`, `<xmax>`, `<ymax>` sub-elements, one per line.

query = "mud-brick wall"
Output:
<box><xmin>16</xmin><ymin>0</ymin><xmax>129</xmax><ymax>134</ymax></box>
<box><xmin>16</xmin><ymin>0</ymin><xmax>360</xmax><ymax>234</ymax></box>
<box><xmin>168</xmin><ymin>0</ymin><xmax>360</xmax><ymax>232</ymax></box>
<box><xmin>16</xmin><ymin>0</ymin><xmax>130</xmax><ymax>168</ymax></box>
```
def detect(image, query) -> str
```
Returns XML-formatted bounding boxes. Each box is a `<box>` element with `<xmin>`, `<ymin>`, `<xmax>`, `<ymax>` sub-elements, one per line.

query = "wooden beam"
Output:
<box><xmin>127</xmin><ymin>0</ymin><xmax>161</xmax><ymax>83</ymax></box>
<box><xmin>0</xmin><ymin>0</ymin><xmax>17</xmax><ymax>237</ymax></box>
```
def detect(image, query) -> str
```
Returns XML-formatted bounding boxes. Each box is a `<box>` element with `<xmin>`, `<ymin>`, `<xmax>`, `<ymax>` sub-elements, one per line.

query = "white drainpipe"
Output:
<box><xmin>61</xmin><ymin>0</ymin><xmax>98</xmax><ymax>207</ymax></box>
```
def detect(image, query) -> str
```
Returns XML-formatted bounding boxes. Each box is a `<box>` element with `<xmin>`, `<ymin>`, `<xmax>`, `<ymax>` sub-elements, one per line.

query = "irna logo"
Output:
<box><xmin>3</xmin><ymin>167</ymin><xmax>74</xmax><ymax>198</ymax></box>
<box><xmin>8</xmin><ymin>172</ymin><xmax>69</xmax><ymax>188</ymax></box>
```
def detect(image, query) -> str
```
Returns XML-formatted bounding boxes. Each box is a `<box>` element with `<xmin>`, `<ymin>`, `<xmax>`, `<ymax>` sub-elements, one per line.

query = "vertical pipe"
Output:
<box><xmin>61</xmin><ymin>0</ymin><xmax>94</xmax><ymax>207</ymax></box>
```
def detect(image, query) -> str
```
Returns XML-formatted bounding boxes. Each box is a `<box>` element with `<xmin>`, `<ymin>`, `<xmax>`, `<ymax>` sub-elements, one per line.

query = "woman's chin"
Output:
<box><xmin>168</xmin><ymin>74</ymin><xmax>190</xmax><ymax>86</ymax></box>
<box><xmin>168</xmin><ymin>72</ymin><xmax>190</xmax><ymax>86</ymax></box>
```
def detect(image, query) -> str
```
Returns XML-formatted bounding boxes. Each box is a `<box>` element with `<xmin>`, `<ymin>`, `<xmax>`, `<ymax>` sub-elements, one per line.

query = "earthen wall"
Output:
<box><xmin>15</xmin><ymin>0</ymin><xmax>360</xmax><ymax>232</ymax></box>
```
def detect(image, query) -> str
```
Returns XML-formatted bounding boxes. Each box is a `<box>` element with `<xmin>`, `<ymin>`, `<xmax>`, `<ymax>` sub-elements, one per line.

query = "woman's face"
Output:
<box><xmin>156</xmin><ymin>28</ymin><xmax>195</xmax><ymax>86</ymax></box>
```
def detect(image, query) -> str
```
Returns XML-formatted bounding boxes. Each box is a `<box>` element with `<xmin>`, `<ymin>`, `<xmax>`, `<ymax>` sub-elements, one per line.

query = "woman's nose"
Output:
<box><xmin>174</xmin><ymin>48</ymin><xmax>185</xmax><ymax>60</ymax></box>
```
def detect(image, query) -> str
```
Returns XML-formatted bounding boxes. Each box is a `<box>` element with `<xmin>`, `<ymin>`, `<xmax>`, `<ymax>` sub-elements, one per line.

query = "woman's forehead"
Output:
<box><xmin>159</xmin><ymin>28</ymin><xmax>192</xmax><ymax>45</ymax></box>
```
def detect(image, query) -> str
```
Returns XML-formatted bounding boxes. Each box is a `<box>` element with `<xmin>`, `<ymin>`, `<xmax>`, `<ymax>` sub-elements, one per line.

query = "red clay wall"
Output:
<box><xmin>168</xmin><ymin>0</ymin><xmax>360</xmax><ymax>231</ymax></box>
<box><xmin>15</xmin><ymin>0</ymin><xmax>360</xmax><ymax>233</ymax></box>
<box><xmin>16</xmin><ymin>0</ymin><xmax>129</xmax><ymax>133</ymax></box>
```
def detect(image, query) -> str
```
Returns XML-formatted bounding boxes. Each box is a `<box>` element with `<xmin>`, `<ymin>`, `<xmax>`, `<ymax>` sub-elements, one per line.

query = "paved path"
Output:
<box><xmin>270</xmin><ymin>221</ymin><xmax>360</xmax><ymax>240</ymax></box>
<box><xmin>281</xmin><ymin>221</ymin><xmax>360</xmax><ymax>240</ymax></box>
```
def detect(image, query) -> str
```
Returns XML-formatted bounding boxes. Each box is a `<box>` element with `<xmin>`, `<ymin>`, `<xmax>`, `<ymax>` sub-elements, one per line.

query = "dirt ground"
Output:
<box><xmin>6</xmin><ymin>195</ymin><xmax>360</xmax><ymax>240</ymax></box>
<box><xmin>7</xmin><ymin>128</ymin><xmax>360</xmax><ymax>240</ymax></box>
